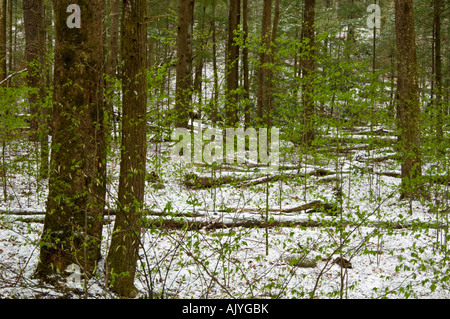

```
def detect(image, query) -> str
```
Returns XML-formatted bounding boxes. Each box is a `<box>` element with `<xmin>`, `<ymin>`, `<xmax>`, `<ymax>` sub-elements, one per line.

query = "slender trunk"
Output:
<box><xmin>242</xmin><ymin>0</ymin><xmax>250</xmax><ymax>128</ymax></box>
<box><xmin>7</xmin><ymin>0</ymin><xmax>11</xmax><ymax>86</ymax></box>
<box><xmin>433</xmin><ymin>0</ymin><xmax>443</xmax><ymax>147</ymax></box>
<box><xmin>211</xmin><ymin>2</ymin><xmax>219</xmax><ymax>123</ymax></box>
<box><xmin>0</xmin><ymin>0</ymin><xmax>6</xmax><ymax>84</ymax></box>
<box><xmin>193</xmin><ymin>4</ymin><xmax>207</xmax><ymax>119</ymax></box>
<box><xmin>23</xmin><ymin>0</ymin><xmax>45</xmax><ymax>141</ymax></box>
<box><xmin>23</xmin><ymin>0</ymin><xmax>48</xmax><ymax>177</ymax></box>
<box><xmin>107</xmin><ymin>0</ymin><xmax>147</xmax><ymax>298</ymax></box>
<box><xmin>257</xmin><ymin>0</ymin><xmax>271</xmax><ymax>126</ymax></box>
<box><xmin>175</xmin><ymin>0</ymin><xmax>195</xmax><ymax>128</ymax></box>
<box><xmin>107</xmin><ymin>0</ymin><xmax>120</xmax><ymax>141</ymax></box>
<box><xmin>264</xmin><ymin>0</ymin><xmax>280</xmax><ymax>129</ymax></box>
<box><xmin>108</xmin><ymin>0</ymin><xmax>120</xmax><ymax>77</ymax></box>
<box><xmin>301</xmin><ymin>0</ymin><xmax>316</xmax><ymax>148</ymax></box>
<box><xmin>225</xmin><ymin>0</ymin><xmax>240</xmax><ymax>127</ymax></box>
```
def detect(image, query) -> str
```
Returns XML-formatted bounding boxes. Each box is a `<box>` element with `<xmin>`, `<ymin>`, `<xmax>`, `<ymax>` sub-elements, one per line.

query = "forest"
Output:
<box><xmin>0</xmin><ymin>0</ymin><xmax>449</xmax><ymax>299</ymax></box>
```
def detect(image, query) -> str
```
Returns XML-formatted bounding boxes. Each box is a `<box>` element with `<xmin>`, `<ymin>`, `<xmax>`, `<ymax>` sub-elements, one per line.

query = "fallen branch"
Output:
<box><xmin>0</xmin><ymin>69</ymin><xmax>27</xmax><ymax>86</ymax></box>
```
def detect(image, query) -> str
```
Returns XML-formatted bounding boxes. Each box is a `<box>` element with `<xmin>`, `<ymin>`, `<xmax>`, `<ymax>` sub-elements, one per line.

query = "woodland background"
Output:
<box><xmin>0</xmin><ymin>0</ymin><xmax>449</xmax><ymax>299</ymax></box>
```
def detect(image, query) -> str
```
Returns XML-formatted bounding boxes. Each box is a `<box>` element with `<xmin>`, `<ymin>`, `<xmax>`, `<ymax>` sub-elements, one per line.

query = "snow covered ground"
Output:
<box><xmin>0</xmin><ymin>131</ymin><xmax>449</xmax><ymax>299</ymax></box>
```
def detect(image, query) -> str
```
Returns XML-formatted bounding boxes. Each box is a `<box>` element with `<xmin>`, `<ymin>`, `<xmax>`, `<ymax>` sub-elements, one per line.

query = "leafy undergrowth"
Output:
<box><xmin>0</xmin><ymin>127</ymin><xmax>449</xmax><ymax>299</ymax></box>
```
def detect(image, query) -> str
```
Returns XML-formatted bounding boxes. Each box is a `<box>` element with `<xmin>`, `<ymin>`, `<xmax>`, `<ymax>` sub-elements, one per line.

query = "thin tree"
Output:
<box><xmin>301</xmin><ymin>0</ymin><xmax>316</xmax><ymax>148</ymax></box>
<box><xmin>6</xmin><ymin>0</ymin><xmax>10</xmax><ymax>86</ymax></box>
<box><xmin>35</xmin><ymin>0</ymin><xmax>107</xmax><ymax>281</ymax></box>
<box><xmin>193</xmin><ymin>3</ymin><xmax>207</xmax><ymax>119</ymax></box>
<box><xmin>210</xmin><ymin>1</ymin><xmax>219</xmax><ymax>123</ymax></box>
<box><xmin>0</xmin><ymin>0</ymin><xmax>5</xmax><ymax>83</ymax></box>
<box><xmin>175</xmin><ymin>0</ymin><xmax>195</xmax><ymax>128</ymax></box>
<box><xmin>225</xmin><ymin>0</ymin><xmax>240</xmax><ymax>127</ymax></box>
<box><xmin>242</xmin><ymin>0</ymin><xmax>250</xmax><ymax>128</ymax></box>
<box><xmin>266</xmin><ymin>0</ymin><xmax>280</xmax><ymax>129</ymax></box>
<box><xmin>106</xmin><ymin>0</ymin><xmax>148</xmax><ymax>298</ymax></box>
<box><xmin>433</xmin><ymin>0</ymin><xmax>443</xmax><ymax>149</ymax></box>
<box><xmin>256</xmin><ymin>0</ymin><xmax>272</xmax><ymax>127</ymax></box>
<box><xmin>23</xmin><ymin>0</ymin><xmax>48</xmax><ymax>177</ymax></box>
<box><xmin>394</xmin><ymin>0</ymin><xmax>422</xmax><ymax>199</ymax></box>
<box><xmin>106</xmin><ymin>0</ymin><xmax>120</xmax><ymax>140</ymax></box>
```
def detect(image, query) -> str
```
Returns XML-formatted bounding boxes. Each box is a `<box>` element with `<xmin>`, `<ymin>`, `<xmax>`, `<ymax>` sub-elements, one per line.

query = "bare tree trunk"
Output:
<box><xmin>257</xmin><ymin>0</ymin><xmax>271</xmax><ymax>126</ymax></box>
<box><xmin>394</xmin><ymin>0</ymin><xmax>422</xmax><ymax>199</ymax></box>
<box><xmin>242</xmin><ymin>0</ymin><xmax>250</xmax><ymax>128</ymax></box>
<box><xmin>0</xmin><ymin>0</ymin><xmax>6</xmax><ymax>84</ymax></box>
<box><xmin>107</xmin><ymin>0</ymin><xmax>120</xmax><ymax>141</ymax></box>
<box><xmin>35</xmin><ymin>0</ymin><xmax>107</xmax><ymax>281</ymax></box>
<box><xmin>210</xmin><ymin>1</ymin><xmax>219</xmax><ymax>123</ymax></box>
<box><xmin>193</xmin><ymin>4</ymin><xmax>207</xmax><ymax>119</ymax></box>
<box><xmin>265</xmin><ymin>0</ymin><xmax>280</xmax><ymax>129</ymax></box>
<box><xmin>225</xmin><ymin>0</ymin><xmax>240</xmax><ymax>127</ymax></box>
<box><xmin>433</xmin><ymin>0</ymin><xmax>443</xmax><ymax>148</ymax></box>
<box><xmin>6</xmin><ymin>0</ymin><xmax>11</xmax><ymax>86</ymax></box>
<box><xmin>175</xmin><ymin>0</ymin><xmax>195</xmax><ymax>128</ymax></box>
<box><xmin>301</xmin><ymin>0</ymin><xmax>316</xmax><ymax>148</ymax></box>
<box><xmin>108</xmin><ymin>0</ymin><xmax>120</xmax><ymax>77</ymax></box>
<box><xmin>107</xmin><ymin>0</ymin><xmax>147</xmax><ymax>298</ymax></box>
<box><xmin>23</xmin><ymin>0</ymin><xmax>48</xmax><ymax>177</ymax></box>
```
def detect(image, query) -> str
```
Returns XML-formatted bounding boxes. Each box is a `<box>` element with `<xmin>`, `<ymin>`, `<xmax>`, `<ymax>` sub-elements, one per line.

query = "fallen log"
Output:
<box><xmin>183</xmin><ymin>169</ymin><xmax>336</xmax><ymax>189</ymax></box>
<box><xmin>2</xmin><ymin>209</ymin><xmax>448</xmax><ymax>231</ymax></box>
<box><xmin>279</xmin><ymin>201</ymin><xmax>339</xmax><ymax>215</ymax></box>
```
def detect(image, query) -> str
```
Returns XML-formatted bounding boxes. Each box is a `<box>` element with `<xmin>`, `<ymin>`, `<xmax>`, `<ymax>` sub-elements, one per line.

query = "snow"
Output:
<box><xmin>0</xmin><ymin>133</ymin><xmax>449</xmax><ymax>299</ymax></box>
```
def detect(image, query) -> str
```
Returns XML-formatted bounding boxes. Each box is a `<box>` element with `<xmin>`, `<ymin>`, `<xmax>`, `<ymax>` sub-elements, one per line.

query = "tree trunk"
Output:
<box><xmin>301</xmin><ymin>0</ymin><xmax>316</xmax><ymax>148</ymax></box>
<box><xmin>0</xmin><ymin>0</ymin><xmax>6</xmax><ymax>84</ymax></box>
<box><xmin>108</xmin><ymin>0</ymin><xmax>120</xmax><ymax>77</ymax></box>
<box><xmin>107</xmin><ymin>0</ymin><xmax>120</xmax><ymax>141</ymax></box>
<box><xmin>23</xmin><ymin>0</ymin><xmax>45</xmax><ymax>141</ymax></box>
<box><xmin>265</xmin><ymin>0</ymin><xmax>280</xmax><ymax>129</ymax></box>
<box><xmin>257</xmin><ymin>0</ymin><xmax>272</xmax><ymax>126</ymax></box>
<box><xmin>433</xmin><ymin>0</ymin><xmax>443</xmax><ymax>148</ymax></box>
<box><xmin>35</xmin><ymin>0</ymin><xmax>107</xmax><ymax>281</ymax></box>
<box><xmin>210</xmin><ymin>2</ymin><xmax>219</xmax><ymax>123</ymax></box>
<box><xmin>225</xmin><ymin>0</ymin><xmax>240</xmax><ymax>127</ymax></box>
<box><xmin>107</xmin><ymin>0</ymin><xmax>147</xmax><ymax>298</ymax></box>
<box><xmin>193</xmin><ymin>4</ymin><xmax>207</xmax><ymax>119</ymax></box>
<box><xmin>23</xmin><ymin>0</ymin><xmax>48</xmax><ymax>177</ymax></box>
<box><xmin>242</xmin><ymin>0</ymin><xmax>250</xmax><ymax>128</ymax></box>
<box><xmin>394</xmin><ymin>0</ymin><xmax>422</xmax><ymax>199</ymax></box>
<box><xmin>175</xmin><ymin>0</ymin><xmax>195</xmax><ymax>128</ymax></box>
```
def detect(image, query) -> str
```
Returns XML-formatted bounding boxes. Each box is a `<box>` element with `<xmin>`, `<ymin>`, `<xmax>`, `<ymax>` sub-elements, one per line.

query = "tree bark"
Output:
<box><xmin>193</xmin><ymin>4</ymin><xmax>207</xmax><ymax>119</ymax></box>
<box><xmin>108</xmin><ymin>0</ymin><xmax>120</xmax><ymax>78</ymax></box>
<box><xmin>433</xmin><ymin>0</ymin><xmax>443</xmax><ymax>148</ymax></box>
<box><xmin>0</xmin><ymin>0</ymin><xmax>6</xmax><ymax>84</ymax></box>
<box><xmin>256</xmin><ymin>0</ymin><xmax>272</xmax><ymax>126</ymax></box>
<box><xmin>6</xmin><ymin>0</ymin><xmax>10</xmax><ymax>85</ymax></box>
<box><xmin>242</xmin><ymin>0</ymin><xmax>250</xmax><ymax>128</ymax></box>
<box><xmin>225</xmin><ymin>0</ymin><xmax>240</xmax><ymax>127</ymax></box>
<box><xmin>23</xmin><ymin>0</ymin><xmax>47</xmax><ymax>175</ymax></box>
<box><xmin>35</xmin><ymin>0</ymin><xmax>107</xmax><ymax>281</ymax></box>
<box><xmin>175</xmin><ymin>0</ymin><xmax>195</xmax><ymax>128</ymax></box>
<box><xmin>107</xmin><ymin>0</ymin><xmax>147</xmax><ymax>298</ymax></box>
<box><xmin>265</xmin><ymin>0</ymin><xmax>280</xmax><ymax>129</ymax></box>
<box><xmin>394</xmin><ymin>0</ymin><xmax>422</xmax><ymax>199</ymax></box>
<box><xmin>210</xmin><ymin>2</ymin><xmax>219</xmax><ymax>123</ymax></box>
<box><xmin>301</xmin><ymin>0</ymin><xmax>316</xmax><ymax>148</ymax></box>
<box><xmin>106</xmin><ymin>0</ymin><xmax>120</xmax><ymax>141</ymax></box>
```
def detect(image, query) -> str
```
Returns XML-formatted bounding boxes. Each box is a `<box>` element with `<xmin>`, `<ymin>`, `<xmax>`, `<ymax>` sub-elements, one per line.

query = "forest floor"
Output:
<box><xmin>0</xmin><ymin>123</ymin><xmax>449</xmax><ymax>299</ymax></box>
